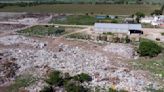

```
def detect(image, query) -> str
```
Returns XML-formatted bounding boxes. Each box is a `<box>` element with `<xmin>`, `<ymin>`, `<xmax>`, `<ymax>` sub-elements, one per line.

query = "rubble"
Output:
<box><xmin>0</xmin><ymin>44</ymin><xmax>159</xmax><ymax>92</ymax></box>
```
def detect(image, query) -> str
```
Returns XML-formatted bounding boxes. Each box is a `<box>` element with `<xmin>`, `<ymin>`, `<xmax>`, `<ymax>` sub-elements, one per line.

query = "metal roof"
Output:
<box><xmin>128</xmin><ymin>24</ymin><xmax>142</xmax><ymax>30</ymax></box>
<box><xmin>94</xmin><ymin>23</ymin><xmax>142</xmax><ymax>30</ymax></box>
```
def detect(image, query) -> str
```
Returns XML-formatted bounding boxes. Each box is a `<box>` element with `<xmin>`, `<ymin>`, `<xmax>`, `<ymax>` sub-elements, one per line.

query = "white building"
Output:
<box><xmin>140</xmin><ymin>17</ymin><xmax>154</xmax><ymax>24</ymax></box>
<box><xmin>94</xmin><ymin>23</ymin><xmax>142</xmax><ymax>35</ymax></box>
<box><xmin>140</xmin><ymin>15</ymin><xmax>164</xmax><ymax>26</ymax></box>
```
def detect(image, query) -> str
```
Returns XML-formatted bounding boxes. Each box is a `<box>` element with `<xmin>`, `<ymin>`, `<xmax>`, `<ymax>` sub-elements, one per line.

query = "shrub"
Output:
<box><xmin>103</xmin><ymin>32</ymin><xmax>113</xmax><ymax>35</ymax></box>
<box><xmin>151</xmin><ymin>9</ymin><xmax>162</xmax><ymax>15</ymax></box>
<box><xmin>40</xmin><ymin>86</ymin><xmax>53</xmax><ymax>92</ymax></box>
<box><xmin>108</xmin><ymin>88</ymin><xmax>118</xmax><ymax>92</ymax></box>
<box><xmin>0</xmin><ymin>3</ymin><xmax>6</xmax><ymax>8</ymax></box>
<box><xmin>67</xmin><ymin>33</ymin><xmax>91</xmax><ymax>40</ymax></box>
<box><xmin>8</xmin><ymin>75</ymin><xmax>36</xmax><ymax>92</ymax></box>
<box><xmin>108</xmin><ymin>88</ymin><xmax>128</xmax><ymax>92</ymax></box>
<box><xmin>73</xmin><ymin>73</ymin><xmax>92</xmax><ymax>83</ymax></box>
<box><xmin>43</xmin><ymin>71</ymin><xmax>92</xmax><ymax>92</ymax></box>
<box><xmin>45</xmin><ymin>70</ymin><xmax>64</xmax><ymax>86</ymax></box>
<box><xmin>161</xmin><ymin>32</ymin><xmax>164</xmax><ymax>36</ymax></box>
<box><xmin>111</xmin><ymin>19</ymin><xmax>118</xmax><ymax>23</ymax></box>
<box><xmin>65</xmin><ymin>82</ymin><xmax>90</xmax><ymax>92</ymax></box>
<box><xmin>138</xmin><ymin>39</ymin><xmax>162</xmax><ymax>57</ymax></box>
<box><xmin>125</xmin><ymin>36</ymin><xmax>130</xmax><ymax>43</ymax></box>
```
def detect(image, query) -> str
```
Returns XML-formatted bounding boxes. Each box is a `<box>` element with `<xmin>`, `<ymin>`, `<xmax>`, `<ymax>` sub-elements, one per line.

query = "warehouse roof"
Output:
<box><xmin>94</xmin><ymin>23</ymin><xmax>142</xmax><ymax>30</ymax></box>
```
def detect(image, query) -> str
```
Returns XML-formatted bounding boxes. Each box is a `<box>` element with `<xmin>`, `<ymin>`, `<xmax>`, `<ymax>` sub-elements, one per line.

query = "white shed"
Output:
<box><xmin>94</xmin><ymin>23</ymin><xmax>142</xmax><ymax>34</ymax></box>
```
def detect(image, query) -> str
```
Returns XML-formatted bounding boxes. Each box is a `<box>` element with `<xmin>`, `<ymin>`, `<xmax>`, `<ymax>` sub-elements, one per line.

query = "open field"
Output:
<box><xmin>0</xmin><ymin>0</ymin><xmax>164</xmax><ymax>4</ymax></box>
<box><xmin>0</xmin><ymin>4</ymin><xmax>161</xmax><ymax>15</ymax></box>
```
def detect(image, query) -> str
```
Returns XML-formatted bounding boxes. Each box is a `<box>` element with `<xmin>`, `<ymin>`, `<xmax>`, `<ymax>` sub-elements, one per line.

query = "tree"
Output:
<box><xmin>151</xmin><ymin>10</ymin><xmax>162</xmax><ymax>15</ymax></box>
<box><xmin>135</xmin><ymin>12</ymin><xmax>145</xmax><ymax>23</ymax></box>
<box><xmin>0</xmin><ymin>3</ymin><xmax>6</xmax><ymax>8</ymax></box>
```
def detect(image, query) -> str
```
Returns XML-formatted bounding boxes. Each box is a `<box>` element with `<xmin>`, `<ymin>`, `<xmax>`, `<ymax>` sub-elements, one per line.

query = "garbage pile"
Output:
<box><xmin>103</xmin><ymin>43</ymin><xmax>135</xmax><ymax>59</ymax></box>
<box><xmin>0</xmin><ymin>44</ymin><xmax>159</xmax><ymax>92</ymax></box>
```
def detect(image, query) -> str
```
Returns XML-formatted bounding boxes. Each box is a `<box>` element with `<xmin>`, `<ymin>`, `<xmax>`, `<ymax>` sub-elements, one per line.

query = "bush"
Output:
<box><xmin>8</xmin><ymin>75</ymin><xmax>36</xmax><ymax>92</ymax></box>
<box><xmin>161</xmin><ymin>32</ymin><xmax>164</xmax><ymax>36</ymax></box>
<box><xmin>65</xmin><ymin>82</ymin><xmax>90</xmax><ymax>92</ymax></box>
<box><xmin>0</xmin><ymin>3</ymin><xmax>6</xmax><ymax>8</ymax></box>
<box><xmin>43</xmin><ymin>71</ymin><xmax>92</xmax><ymax>92</ymax></box>
<box><xmin>151</xmin><ymin>9</ymin><xmax>162</xmax><ymax>15</ymax></box>
<box><xmin>45</xmin><ymin>71</ymin><xmax>64</xmax><ymax>86</ymax></box>
<box><xmin>125</xmin><ymin>36</ymin><xmax>130</xmax><ymax>43</ymax></box>
<box><xmin>138</xmin><ymin>39</ymin><xmax>162</xmax><ymax>57</ymax></box>
<box><xmin>73</xmin><ymin>73</ymin><xmax>92</xmax><ymax>83</ymax></box>
<box><xmin>103</xmin><ymin>32</ymin><xmax>113</xmax><ymax>35</ymax></box>
<box><xmin>111</xmin><ymin>19</ymin><xmax>118</xmax><ymax>23</ymax></box>
<box><xmin>40</xmin><ymin>86</ymin><xmax>53</xmax><ymax>92</ymax></box>
<box><xmin>108</xmin><ymin>88</ymin><xmax>128</xmax><ymax>92</ymax></box>
<box><xmin>67</xmin><ymin>33</ymin><xmax>91</xmax><ymax>40</ymax></box>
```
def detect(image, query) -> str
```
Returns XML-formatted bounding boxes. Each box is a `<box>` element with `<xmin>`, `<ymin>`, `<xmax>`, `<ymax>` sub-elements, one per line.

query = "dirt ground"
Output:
<box><xmin>143</xmin><ymin>28</ymin><xmax>164</xmax><ymax>42</ymax></box>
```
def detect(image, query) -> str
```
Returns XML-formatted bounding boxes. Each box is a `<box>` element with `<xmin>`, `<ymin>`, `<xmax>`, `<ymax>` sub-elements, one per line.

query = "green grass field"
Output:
<box><xmin>50</xmin><ymin>15</ymin><xmax>125</xmax><ymax>25</ymax></box>
<box><xmin>50</xmin><ymin>15</ymin><xmax>97</xmax><ymax>25</ymax></box>
<box><xmin>0</xmin><ymin>4</ymin><xmax>161</xmax><ymax>15</ymax></box>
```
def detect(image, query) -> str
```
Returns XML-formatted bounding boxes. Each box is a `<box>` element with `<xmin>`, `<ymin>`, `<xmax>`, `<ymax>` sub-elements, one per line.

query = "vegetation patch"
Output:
<box><xmin>73</xmin><ymin>73</ymin><xmax>92</xmax><ymax>83</ymax></box>
<box><xmin>138</xmin><ymin>39</ymin><xmax>162</xmax><ymax>57</ymax></box>
<box><xmin>103</xmin><ymin>32</ymin><xmax>114</xmax><ymax>35</ymax></box>
<box><xmin>108</xmin><ymin>88</ymin><xmax>128</xmax><ymax>92</ymax></box>
<box><xmin>7</xmin><ymin>75</ymin><xmax>36</xmax><ymax>92</ymax></box>
<box><xmin>132</xmin><ymin>53</ymin><xmax>164</xmax><ymax>79</ymax></box>
<box><xmin>17</xmin><ymin>25</ymin><xmax>67</xmax><ymax>36</ymax></box>
<box><xmin>51</xmin><ymin>15</ymin><xmax>97</xmax><ymax>25</ymax></box>
<box><xmin>161</xmin><ymin>32</ymin><xmax>164</xmax><ymax>36</ymax></box>
<box><xmin>66</xmin><ymin>32</ymin><xmax>91</xmax><ymax>40</ymax></box>
<box><xmin>41</xmin><ymin>70</ymin><xmax>92</xmax><ymax>92</ymax></box>
<box><xmin>51</xmin><ymin>15</ymin><xmax>125</xmax><ymax>25</ymax></box>
<box><xmin>41</xmin><ymin>70</ymin><xmax>128</xmax><ymax>92</ymax></box>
